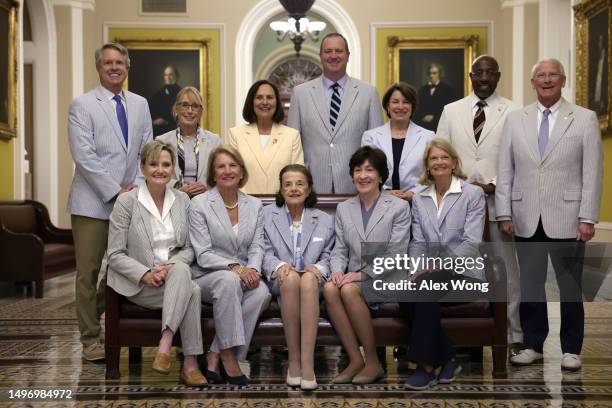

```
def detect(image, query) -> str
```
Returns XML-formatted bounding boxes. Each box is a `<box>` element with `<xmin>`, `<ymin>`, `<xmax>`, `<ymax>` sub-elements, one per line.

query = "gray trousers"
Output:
<box><xmin>129</xmin><ymin>262</ymin><xmax>203</xmax><ymax>356</ymax></box>
<box><xmin>195</xmin><ymin>270</ymin><xmax>271</xmax><ymax>361</ymax></box>
<box><xmin>489</xmin><ymin>220</ymin><xmax>523</xmax><ymax>344</ymax></box>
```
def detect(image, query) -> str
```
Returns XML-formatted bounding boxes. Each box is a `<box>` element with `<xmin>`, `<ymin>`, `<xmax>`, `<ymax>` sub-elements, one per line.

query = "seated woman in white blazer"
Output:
<box><xmin>262</xmin><ymin>164</ymin><xmax>335</xmax><ymax>390</ymax></box>
<box><xmin>189</xmin><ymin>145</ymin><xmax>271</xmax><ymax>385</ymax></box>
<box><xmin>107</xmin><ymin>140</ymin><xmax>206</xmax><ymax>386</ymax></box>
<box><xmin>402</xmin><ymin>138</ymin><xmax>485</xmax><ymax>390</ymax></box>
<box><xmin>228</xmin><ymin>80</ymin><xmax>304</xmax><ymax>194</ymax></box>
<box><xmin>325</xmin><ymin>146</ymin><xmax>411</xmax><ymax>385</ymax></box>
<box><xmin>156</xmin><ymin>86</ymin><xmax>220</xmax><ymax>198</ymax></box>
<box><xmin>361</xmin><ymin>82</ymin><xmax>434</xmax><ymax>201</ymax></box>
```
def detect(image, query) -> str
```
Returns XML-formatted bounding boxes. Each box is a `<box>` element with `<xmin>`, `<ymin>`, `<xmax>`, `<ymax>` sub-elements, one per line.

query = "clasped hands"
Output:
<box><xmin>329</xmin><ymin>271</ymin><xmax>363</xmax><ymax>288</ymax></box>
<box><xmin>141</xmin><ymin>264</ymin><xmax>172</xmax><ymax>287</ymax></box>
<box><xmin>179</xmin><ymin>181</ymin><xmax>207</xmax><ymax>198</ymax></box>
<box><xmin>277</xmin><ymin>264</ymin><xmax>322</xmax><ymax>286</ymax></box>
<box><xmin>232</xmin><ymin>265</ymin><xmax>261</xmax><ymax>290</ymax></box>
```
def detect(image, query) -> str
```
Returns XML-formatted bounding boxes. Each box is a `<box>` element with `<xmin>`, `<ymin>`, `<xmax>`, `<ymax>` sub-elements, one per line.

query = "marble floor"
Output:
<box><xmin>1</xmin><ymin>272</ymin><xmax>612</xmax><ymax>407</ymax></box>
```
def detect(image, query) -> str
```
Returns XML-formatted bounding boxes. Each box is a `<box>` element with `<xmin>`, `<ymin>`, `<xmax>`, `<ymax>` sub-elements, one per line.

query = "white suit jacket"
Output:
<box><xmin>288</xmin><ymin>76</ymin><xmax>383</xmax><ymax>194</ymax></box>
<box><xmin>107</xmin><ymin>186</ymin><xmax>194</xmax><ymax>297</ymax></box>
<box><xmin>361</xmin><ymin>121</ymin><xmax>434</xmax><ymax>192</ymax></box>
<box><xmin>227</xmin><ymin>123</ymin><xmax>304</xmax><ymax>194</ymax></box>
<box><xmin>67</xmin><ymin>85</ymin><xmax>153</xmax><ymax>220</ymax></box>
<box><xmin>495</xmin><ymin>99</ymin><xmax>603</xmax><ymax>239</ymax></box>
<box><xmin>436</xmin><ymin>93</ymin><xmax>517</xmax><ymax>220</ymax></box>
<box><xmin>156</xmin><ymin>128</ymin><xmax>221</xmax><ymax>187</ymax></box>
<box><xmin>189</xmin><ymin>187</ymin><xmax>264</xmax><ymax>278</ymax></box>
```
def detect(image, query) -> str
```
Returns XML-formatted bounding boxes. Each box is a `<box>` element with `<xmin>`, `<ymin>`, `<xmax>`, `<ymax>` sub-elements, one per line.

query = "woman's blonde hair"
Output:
<box><xmin>140</xmin><ymin>139</ymin><xmax>176</xmax><ymax>167</ymax></box>
<box><xmin>418</xmin><ymin>138</ymin><xmax>467</xmax><ymax>185</ymax></box>
<box><xmin>206</xmin><ymin>145</ymin><xmax>249</xmax><ymax>188</ymax></box>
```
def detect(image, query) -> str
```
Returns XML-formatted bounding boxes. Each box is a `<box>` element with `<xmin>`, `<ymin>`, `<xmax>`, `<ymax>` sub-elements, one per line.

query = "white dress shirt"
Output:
<box><xmin>536</xmin><ymin>98</ymin><xmax>563</xmax><ymax>139</ymax></box>
<box><xmin>422</xmin><ymin>176</ymin><xmax>463</xmax><ymax>218</ymax></box>
<box><xmin>99</xmin><ymin>85</ymin><xmax>128</xmax><ymax>119</ymax></box>
<box><xmin>322</xmin><ymin>74</ymin><xmax>348</xmax><ymax>109</ymax></box>
<box><xmin>137</xmin><ymin>184</ymin><xmax>177</xmax><ymax>266</ymax></box>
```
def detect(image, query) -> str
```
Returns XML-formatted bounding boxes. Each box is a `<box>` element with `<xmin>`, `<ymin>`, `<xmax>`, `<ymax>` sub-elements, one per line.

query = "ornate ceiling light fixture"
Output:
<box><xmin>269</xmin><ymin>0</ymin><xmax>326</xmax><ymax>58</ymax></box>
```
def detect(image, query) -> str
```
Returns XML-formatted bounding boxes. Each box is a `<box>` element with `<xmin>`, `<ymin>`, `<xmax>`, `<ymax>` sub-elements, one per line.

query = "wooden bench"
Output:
<box><xmin>0</xmin><ymin>200</ymin><xmax>75</xmax><ymax>298</ymax></box>
<box><xmin>105</xmin><ymin>194</ymin><xmax>507</xmax><ymax>379</ymax></box>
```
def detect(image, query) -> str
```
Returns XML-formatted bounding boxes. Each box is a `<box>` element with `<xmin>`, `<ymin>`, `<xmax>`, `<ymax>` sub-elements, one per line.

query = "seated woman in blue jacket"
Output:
<box><xmin>402</xmin><ymin>138</ymin><xmax>485</xmax><ymax>390</ymax></box>
<box><xmin>262</xmin><ymin>164</ymin><xmax>335</xmax><ymax>390</ymax></box>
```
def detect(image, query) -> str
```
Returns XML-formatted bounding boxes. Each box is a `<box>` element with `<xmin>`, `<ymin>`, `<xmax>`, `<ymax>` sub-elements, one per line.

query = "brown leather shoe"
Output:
<box><xmin>181</xmin><ymin>369</ymin><xmax>208</xmax><ymax>386</ymax></box>
<box><xmin>152</xmin><ymin>352</ymin><xmax>171</xmax><ymax>375</ymax></box>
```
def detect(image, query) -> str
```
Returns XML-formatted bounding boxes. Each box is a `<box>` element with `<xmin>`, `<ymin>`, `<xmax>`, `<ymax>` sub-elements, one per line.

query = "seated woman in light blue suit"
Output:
<box><xmin>107</xmin><ymin>140</ymin><xmax>206</xmax><ymax>385</ymax></box>
<box><xmin>361</xmin><ymin>82</ymin><xmax>434</xmax><ymax>201</ymax></box>
<box><xmin>189</xmin><ymin>145</ymin><xmax>271</xmax><ymax>385</ymax></box>
<box><xmin>325</xmin><ymin>146</ymin><xmax>411</xmax><ymax>384</ymax></box>
<box><xmin>402</xmin><ymin>138</ymin><xmax>485</xmax><ymax>390</ymax></box>
<box><xmin>262</xmin><ymin>164</ymin><xmax>335</xmax><ymax>390</ymax></box>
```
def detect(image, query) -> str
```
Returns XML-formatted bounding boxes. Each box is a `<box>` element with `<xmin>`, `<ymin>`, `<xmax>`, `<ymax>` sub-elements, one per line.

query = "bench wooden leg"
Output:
<box><xmin>492</xmin><ymin>345</ymin><xmax>507</xmax><ymax>377</ymax></box>
<box><xmin>105</xmin><ymin>346</ymin><xmax>121</xmax><ymax>379</ymax></box>
<box><xmin>35</xmin><ymin>278</ymin><xmax>44</xmax><ymax>298</ymax></box>
<box><xmin>129</xmin><ymin>347</ymin><xmax>142</xmax><ymax>364</ymax></box>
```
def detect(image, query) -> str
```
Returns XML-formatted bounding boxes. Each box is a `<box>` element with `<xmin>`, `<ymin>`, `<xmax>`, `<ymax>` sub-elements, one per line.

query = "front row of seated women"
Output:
<box><xmin>106</xmin><ymin>137</ymin><xmax>485</xmax><ymax>390</ymax></box>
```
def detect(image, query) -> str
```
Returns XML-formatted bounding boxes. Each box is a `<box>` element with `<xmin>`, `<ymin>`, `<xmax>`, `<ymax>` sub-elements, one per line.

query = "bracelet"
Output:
<box><xmin>234</xmin><ymin>266</ymin><xmax>245</xmax><ymax>276</ymax></box>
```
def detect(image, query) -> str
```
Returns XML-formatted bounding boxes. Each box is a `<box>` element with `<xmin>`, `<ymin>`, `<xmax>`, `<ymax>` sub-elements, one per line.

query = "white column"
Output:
<box><xmin>539</xmin><ymin>0</ymin><xmax>574</xmax><ymax>101</ymax></box>
<box><xmin>501</xmin><ymin>0</ymin><xmax>539</xmax><ymax>106</ymax></box>
<box><xmin>52</xmin><ymin>0</ymin><xmax>94</xmax><ymax>99</ymax></box>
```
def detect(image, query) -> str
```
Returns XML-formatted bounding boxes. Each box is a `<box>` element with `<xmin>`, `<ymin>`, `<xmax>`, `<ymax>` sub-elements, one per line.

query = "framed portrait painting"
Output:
<box><xmin>115</xmin><ymin>40</ymin><xmax>209</xmax><ymax>137</ymax></box>
<box><xmin>387</xmin><ymin>36</ymin><xmax>478</xmax><ymax>132</ymax></box>
<box><xmin>575</xmin><ymin>0</ymin><xmax>611</xmax><ymax>136</ymax></box>
<box><xmin>0</xmin><ymin>0</ymin><xmax>18</xmax><ymax>141</ymax></box>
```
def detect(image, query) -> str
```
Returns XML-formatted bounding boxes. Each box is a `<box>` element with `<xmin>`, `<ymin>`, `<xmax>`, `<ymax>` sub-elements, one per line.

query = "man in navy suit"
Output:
<box><xmin>67</xmin><ymin>43</ymin><xmax>152</xmax><ymax>361</ymax></box>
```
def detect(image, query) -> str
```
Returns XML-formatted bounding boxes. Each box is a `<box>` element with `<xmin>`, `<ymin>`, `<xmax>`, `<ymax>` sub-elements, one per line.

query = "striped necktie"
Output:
<box><xmin>473</xmin><ymin>100</ymin><xmax>487</xmax><ymax>143</ymax></box>
<box><xmin>330</xmin><ymin>83</ymin><xmax>341</xmax><ymax>129</ymax></box>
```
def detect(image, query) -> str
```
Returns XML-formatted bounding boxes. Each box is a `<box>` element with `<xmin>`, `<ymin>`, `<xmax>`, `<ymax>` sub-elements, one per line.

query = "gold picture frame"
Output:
<box><xmin>0</xmin><ymin>0</ymin><xmax>18</xmax><ymax>141</ymax></box>
<box><xmin>114</xmin><ymin>39</ymin><xmax>210</xmax><ymax>134</ymax></box>
<box><xmin>574</xmin><ymin>0</ymin><xmax>611</xmax><ymax>136</ymax></box>
<box><xmin>387</xmin><ymin>36</ymin><xmax>478</xmax><ymax>96</ymax></box>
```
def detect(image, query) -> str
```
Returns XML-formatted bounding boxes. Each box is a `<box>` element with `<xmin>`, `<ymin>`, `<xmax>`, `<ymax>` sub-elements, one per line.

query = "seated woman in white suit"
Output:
<box><xmin>262</xmin><ymin>164</ymin><xmax>335</xmax><ymax>390</ymax></box>
<box><xmin>325</xmin><ymin>146</ymin><xmax>411</xmax><ymax>384</ymax></box>
<box><xmin>361</xmin><ymin>82</ymin><xmax>434</xmax><ymax>201</ymax></box>
<box><xmin>156</xmin><ymin>86</ymin><xmax>220</xmax><ymax>198</ymax></box>
<box><xmin>228</xmin><ymin>80</ymin><xmax>304</xmax><ymax>194</ymax></box>
<box><xmin>402</xmin><ymin>138</ymin><xmax>485</xmax><ymax>390</ymax></box>
<box><xmin>189</xmin><ymin>145</ymin><xmax>271</xmax><ymax>385</ymax></box>
<box><xmin>107</xmin><ymin>140</ymin><xmax>206</xmax><ymax>386</ymax></box>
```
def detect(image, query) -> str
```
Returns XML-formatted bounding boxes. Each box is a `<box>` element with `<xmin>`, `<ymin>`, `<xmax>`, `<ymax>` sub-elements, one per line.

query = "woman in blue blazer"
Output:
<box><xmin>402</xmin><ymin>138</ymin><xmax>486</xmax><ymax>390</ymax></box>
<box><xmin>262</xmin><ymin>164</ymin><xmax>335</xmax><ymax>390</ymax></box>
<box><xmin>325</xmin><ymin>146</ymin><xmax>411</xmax><ymax>384</ymax></box>
<box><xmin>361</xmin><ymin>82</ymin><xmax>434</xmax><ymax>201</ymax></box>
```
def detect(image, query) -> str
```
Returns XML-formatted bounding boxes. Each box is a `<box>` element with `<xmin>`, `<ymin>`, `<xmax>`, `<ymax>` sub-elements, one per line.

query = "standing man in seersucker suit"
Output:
<box><xmin>436</xmin><ymin>55</ymin><xmax>523</xmax><ymax>358</ymax></box>
<box><xmin>496</xmin><ymin>58</ymin><xmax>603</xmax><ymax>372</ymax></box>
<box><xmin>67</xmin><ymin>43</ymin><xmax>153</xmax><ymax>361</ymax></box>
<box><xmin>288</xmin><ymin>32</ymin><xmax>383</xmax><ymax>194</ymax></box>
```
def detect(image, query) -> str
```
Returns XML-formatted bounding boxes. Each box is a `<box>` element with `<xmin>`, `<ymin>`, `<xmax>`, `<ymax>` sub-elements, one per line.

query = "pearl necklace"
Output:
<box><xmin>224</xmin><ymin>201</ymin><xmax>239</xmax><ymax>210</ymax></box>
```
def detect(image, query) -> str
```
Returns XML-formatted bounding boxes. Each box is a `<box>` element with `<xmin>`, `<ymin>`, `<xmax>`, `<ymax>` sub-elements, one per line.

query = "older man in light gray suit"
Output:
<box><xmin>288</xmin><ymin>33</ymin><xmax>383</xmax><ymax>194</ymax></box>
<box><xmin>436</xmin><ymin>55</ymin><xmax>522</xmax><ymax>356</ymax></box>
<box><xmin>67</xmin><ymin>43</ymin><xmax>153</xmax><ymax>361</ymax></box>
<box><xmin>496</xmin><ymin>58</ymin><xmax>603</xmax><ymax>371</ymax></box>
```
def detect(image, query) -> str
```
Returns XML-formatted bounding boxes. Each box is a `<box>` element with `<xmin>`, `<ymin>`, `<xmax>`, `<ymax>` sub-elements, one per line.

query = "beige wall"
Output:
<box><xmin>523</xmin><ymin>3</ymin><xmax>539</xmax><ymax>105</ymax></box>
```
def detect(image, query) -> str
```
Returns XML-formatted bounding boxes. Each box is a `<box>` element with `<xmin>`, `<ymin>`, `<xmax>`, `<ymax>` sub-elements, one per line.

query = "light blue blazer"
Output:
<box><xmin>331</xmin><ymin>191</ymin><xmax>411</xmax><ymax>275</ymax></box>
<box><xmin>262</xmin><ymin>204</ymin><xmax>335</xmax><ymax>283</ymax></box>
<box><xmin>189</xmin><ymin>187</ymin><xmax>264</xmax><ymax>278</ymax></box>
<box><xmin>67</xmin><ymin>85</ymin><xmax>153</xmax><ymax>219</ymax></box>
<box><xmin>410</xmin><ymin>179</ymin><xmax>486</xmax><ymax>279</ymax></box>
<box><xmin>361</xmin><ymin>121</ymin><xmax>434</xmax><ymax>192</ymax></box>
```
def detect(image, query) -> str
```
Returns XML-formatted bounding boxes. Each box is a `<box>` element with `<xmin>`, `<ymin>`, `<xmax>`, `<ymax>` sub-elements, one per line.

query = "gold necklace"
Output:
<box><xmin>224</xmin><ymin>201</ymin><xmax>238</xmax><ymax>210</ymax></box>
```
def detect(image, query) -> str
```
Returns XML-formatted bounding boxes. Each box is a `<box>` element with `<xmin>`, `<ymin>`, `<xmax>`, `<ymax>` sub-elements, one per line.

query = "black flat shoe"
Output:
<box><xmin>205</xmin><ymin>369</ymin><xmax>224</xmax><ymax>384</ymax></box>
<box><xmin>220</xmin><ymin>361</ymin><xmax>249</xmax><ymax>385</ymax></box>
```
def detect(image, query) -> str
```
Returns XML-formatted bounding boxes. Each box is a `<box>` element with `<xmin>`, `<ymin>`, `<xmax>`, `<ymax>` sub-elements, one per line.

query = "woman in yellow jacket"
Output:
<box><xmin>228</xmin><ymin>80</ymin><xmax>304</xmax><ymax>194</ymax></box>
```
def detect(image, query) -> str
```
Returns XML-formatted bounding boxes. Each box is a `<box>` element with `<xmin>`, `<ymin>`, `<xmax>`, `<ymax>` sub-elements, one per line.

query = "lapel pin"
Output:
<box><xmin>272</xmin><ymin>139</ymin><xmax>278</xmax><ymax>144</ymax></box>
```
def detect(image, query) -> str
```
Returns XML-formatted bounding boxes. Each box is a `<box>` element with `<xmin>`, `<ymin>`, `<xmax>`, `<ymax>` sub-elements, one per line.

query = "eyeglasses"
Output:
<box><xmin>533</xmin><ymin>72</ymin><xmax>562</xmax><ymax>80</ymax></box>
<box><xmin>470</xmin><ymin>69</ymin><xmax>499</xmax><ymax>78</ymax></box>
<box><xmin>177</xmin><ymin>102</ymin><xmax>202</xmax><ymax>111</ymax></box>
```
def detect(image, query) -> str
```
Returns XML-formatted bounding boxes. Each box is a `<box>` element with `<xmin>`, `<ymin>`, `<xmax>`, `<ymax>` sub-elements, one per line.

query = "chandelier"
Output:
<box><xmin>269</xmin><ymin>0</ymin><xmax>326</xmax><ymax>58</ymax></box>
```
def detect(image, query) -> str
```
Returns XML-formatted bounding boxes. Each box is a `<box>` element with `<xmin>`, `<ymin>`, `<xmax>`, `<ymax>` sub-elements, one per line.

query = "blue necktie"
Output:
<box><xmin>538</xmin><ymin>108</ymin><xmax>551</xmax><ymax>158</ymax></box>
<box><xmin>287</xmin><ymin>212</ymin><xmax>304</xmax><ymax>271</ymax></box>
<box><xmin>113</xmin><ymin>94</ymin><xmax>128</xmax><ymax>145</ymax></box>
